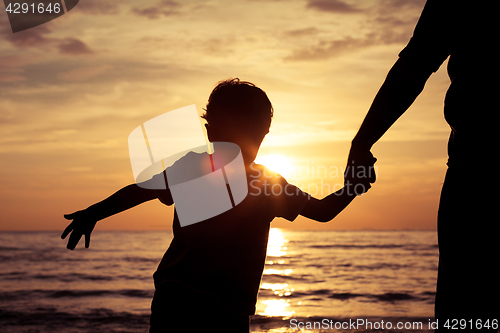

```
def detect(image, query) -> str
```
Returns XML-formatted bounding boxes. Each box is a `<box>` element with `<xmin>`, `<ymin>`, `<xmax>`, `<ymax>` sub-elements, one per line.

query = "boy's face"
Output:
<box><xmin>205</xmin><ymin>123</ymin><xmax>268</xmax><ymax>165</ymax></box>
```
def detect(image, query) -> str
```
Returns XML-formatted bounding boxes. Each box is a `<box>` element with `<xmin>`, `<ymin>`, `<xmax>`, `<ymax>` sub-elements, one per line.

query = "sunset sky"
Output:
<box><xmin>0</xmin><ymin>0</ymin><xmax>452</xmax><ymax>231</ymax></box>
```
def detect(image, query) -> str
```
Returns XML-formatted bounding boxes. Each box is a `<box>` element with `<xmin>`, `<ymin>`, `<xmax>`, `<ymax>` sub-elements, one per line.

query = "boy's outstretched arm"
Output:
<box><xmin>300</xmin><ymin>187</ymin><xmax>358</xmax><ymax>223</ymax></box>
<box><xmin>299</xmin><ymin>158</ymin><xmax>376</xmax><ymax>223</ymax></box>
<box><xmin>62</xmin><ymin>181</ymin><xmax>166</xmax><ymax>250</ymax></box>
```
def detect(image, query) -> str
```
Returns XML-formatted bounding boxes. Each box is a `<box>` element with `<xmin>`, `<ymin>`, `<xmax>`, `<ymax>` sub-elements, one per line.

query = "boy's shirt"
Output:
<box><xmin>152</xmin><ymin>153</ymin><xmax>308</xmax><ymax>315</ymax></box>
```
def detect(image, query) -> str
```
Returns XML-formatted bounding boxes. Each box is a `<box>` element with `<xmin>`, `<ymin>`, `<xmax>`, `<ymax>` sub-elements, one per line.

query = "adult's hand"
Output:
<box><xmin>344</xmin><ymin>143</ymin><xmax>377</xmax><ymax>195</ymax></box>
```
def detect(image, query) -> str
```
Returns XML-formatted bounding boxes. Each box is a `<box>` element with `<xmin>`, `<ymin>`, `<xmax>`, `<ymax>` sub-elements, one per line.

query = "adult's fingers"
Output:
<box><xmin>348</xmin><ymin>147</ymin><xmax>372</xmax><ymax>164</ymax></box>
<box><xmin>368</xmin><ymin>159</ymin><xmax>377</xmax><ymax>183</ymax></box>
<box><xmin>357</xmin><ymin>180</ymin><xmax>372</xmax><ymax>195</ymax></box>
<box><xmin>361</xmin><ymin>155</ymin><xmax>377</xmax><ymax>183</ymax></box>
<box><xmin>369</xmin><ymin>167</ymin><xmax>376</xmax><ymax>183</ymax></box>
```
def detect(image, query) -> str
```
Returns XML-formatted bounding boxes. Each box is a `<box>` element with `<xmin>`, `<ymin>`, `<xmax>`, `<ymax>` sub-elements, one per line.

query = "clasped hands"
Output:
<box><xmin>344</xmin><ymin>145</ymin><xmax>377</xmax><ymax>196</ymax></box>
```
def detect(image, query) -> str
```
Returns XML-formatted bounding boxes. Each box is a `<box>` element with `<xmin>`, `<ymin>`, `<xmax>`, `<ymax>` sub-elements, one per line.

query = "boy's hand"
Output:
<box><xmin>344</xmin><ymin>149</ymin><xmax>377</xmax><ymax>196</ymax></box>
<box><xmin>61</xmin><ymin>210</ymin><xmax>97</xmax><ymax>250</ymax></box>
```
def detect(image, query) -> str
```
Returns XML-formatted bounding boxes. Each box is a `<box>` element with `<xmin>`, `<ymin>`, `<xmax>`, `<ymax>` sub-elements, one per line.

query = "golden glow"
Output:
<box><xmin>260</xmin><ymin>299</ymin><xmax>295</xmax><ymax>317</ymax></box>
<box><xmin>255</xmin><ymin>154</ymin><xmax>294</xmax><ymax>178</ymax></box>
<box><xmin>0</xmin><ymin>0</ymin><xmax>447</xmax><ymax>231</ymax></box>
<box><xmin>263</xmin><ymin>268</ymin><xmax>293</xmax><ymax>275</ymax></box>
<box><xmin>261</xmin><ymin>282</ymin><xmax>288</xmax><ymax>290</ymax></box>
<box><xmin>265</xmin><ymin>259</ymin><xmax>285</xmax><ymax>265</ymax></box>
<box><xmin>261</xmin><ymin>283</ymin><xmax>294</xmax><ymax>297</ymax></box>
<box><xmin>266</xmin><ymin>228</ymin><xmax>288</xmax><ymax>257</ymax></box>
<box><xmin>258</xmin><ymin>229</ymin><xmax>296</xmax><ymax>317</ymax></box>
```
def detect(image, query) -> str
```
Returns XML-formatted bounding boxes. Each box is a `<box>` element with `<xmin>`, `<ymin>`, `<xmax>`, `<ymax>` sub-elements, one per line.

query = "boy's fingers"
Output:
<box><xmin>85</xmin><ymin>233</ymin><xmax>90</xmax><ymax>249</ymax></box>
<box><xmin>64</xmin><ymin>213</ymin><xmax>74</xmax><ymax>220</ymax></box>
<box><xmin>67</xmin><ymin>230</ymin><xmax>82</xmax><ymax>250</ymax></box>
<box><xmin>61</xmin><ymin>223</ymin><xmax>74</xmax><ymax>239</ymax></box>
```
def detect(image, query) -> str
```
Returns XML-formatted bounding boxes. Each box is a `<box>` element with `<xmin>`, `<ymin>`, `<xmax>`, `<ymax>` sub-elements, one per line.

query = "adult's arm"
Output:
<box><xmin>352</xmin><ymin>57</ymin><xmax>433</xmax><ymax>151</ymax></box>
<box><xmin>349</xmin><ymin>0</ymin><xmax>453</xmax><ymax>162</ymax></box>
<box><xmin>347</xmin><ymin>57</ymin><xmax>434</xmax><ymax>169</ymax></box>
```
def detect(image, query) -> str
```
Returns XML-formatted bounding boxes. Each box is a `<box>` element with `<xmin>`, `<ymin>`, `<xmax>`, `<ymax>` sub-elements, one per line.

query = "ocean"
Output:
<box><xmin>0</xmin><ymin>229</ymin><xmax>439</xmax><ymax>332</ymax></box>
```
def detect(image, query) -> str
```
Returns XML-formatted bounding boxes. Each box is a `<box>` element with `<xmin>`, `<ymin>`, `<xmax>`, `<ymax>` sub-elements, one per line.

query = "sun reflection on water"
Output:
<box><xmin>261</xmin><ymin>282</ymin><xmax>294</xmax><ymax>297</ymax></box>
<box><xmin>258</xmin><ymin>228</ymin><xmax>295</xmax><ymax>317</ymax></box>
<box><xmin>263</xmin><ymin>268</ymin><xmax>292</xmax><ymax>275</ymax></box>
<box><xmin>260</xmin><ymin>299</ymin><xmax>295</xmax><ymax>317</ymax></box>
<box><xmin>266</xmin><ymin>228</ymin><xmax>288</xmax><ymax>257</ymax></box>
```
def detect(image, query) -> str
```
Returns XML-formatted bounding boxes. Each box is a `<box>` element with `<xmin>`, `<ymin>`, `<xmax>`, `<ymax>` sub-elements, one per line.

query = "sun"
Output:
<box><xmin>255</xmin><ymin>154</ymin><xmax>294</xmax><ymax>178</ymax></box>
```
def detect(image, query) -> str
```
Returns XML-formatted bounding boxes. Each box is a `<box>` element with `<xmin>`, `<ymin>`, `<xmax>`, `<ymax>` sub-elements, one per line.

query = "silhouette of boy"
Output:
<box><xmin>62</xmin><ymin>78</ymin><xmax>376</xmax><ymax>332</ymax></box>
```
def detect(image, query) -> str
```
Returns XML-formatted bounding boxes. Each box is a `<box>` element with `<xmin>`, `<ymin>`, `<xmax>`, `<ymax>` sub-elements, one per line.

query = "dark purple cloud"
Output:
<box><xmin>57</xmin><ymin>38</ymin><xmax>94</xmax><ymax>55</ymax></box>
<box><xmin>283</xmin><ymin>27</ymin><xmax>322</xmax><ymax>37</ymax></box>
<box><xmin>285</xmin><ymin>31</ymin><xmax>410</xmax><ymax>61</ymax></box>
<box><xmin>132</xmin><ymin>0</ymin><xmax>182</xmax><ymax>19</ymax></box>
<box><xmin>306</xmin><ymin>0</ymin><xmax>360</xmax><ymax>13</ymax></box>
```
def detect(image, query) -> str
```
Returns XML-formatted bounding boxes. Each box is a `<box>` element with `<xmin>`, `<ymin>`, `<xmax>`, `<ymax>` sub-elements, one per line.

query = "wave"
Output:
<box><xmin>0</xmin><ymin>246</ymin><xmax>21</xmax><ymax>251</ymax></box>
<box><xmin>0</xmin><ymin>307</ymin><xmax>434</xmax><ymax>333</ymax></box>
<box><xmin>0</xmin><ymin>271</ymin><xmax>149</xmax><ymax>282</ymax></box>
<box><xmin>309</xmin><ymin>244</ymin><xmax>405</xmax><ymax>249</ymax></box>
<box><xmin>259</xmin><ymin>288</ymin><xmax>434</xmax><ymax>302</ymax></box>
<box><xmin>372</xmin><ymin>292</ymin><xmax>418</xmax><ymax>301</ymax></box>
<box><xmin>0</xmin><ymin>289</ymin><xmax>154</xmax><ymax>301</ymax></box>
<box><xmin>332</xmin><ymin>291</ymin><xmax>435</xmax><ymax>302</ymax></box>
<box><xmin>123</xmin><ymin>256</ymin><xmax>159</xmax><ymax>263</ymax></box>
<box><xmin>250</xmin><ymin>315</ymin><xmax>434</xmax><ymax>332</ymax></box>
<box><xmin>0</xmin><ymin>307</ymin><xmax>150</xmax><ymax>333</ymax></box>
<box><xmin>353</xmin><ymin>263</ymin><xmax>410</xmax><ymax>270</ymax></box>
<box><xmin>328</xmin><ymin>292</ymin><xmax>365</xmax><ymax>300</ymax></box>
<box><xmin>263</xmin><ymin>273</ymin><xmax>324</xmax><ymax>283</ymax></box>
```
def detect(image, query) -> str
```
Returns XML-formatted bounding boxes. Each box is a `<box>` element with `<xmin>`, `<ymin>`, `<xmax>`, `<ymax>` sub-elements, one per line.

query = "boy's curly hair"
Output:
<box><xmin>202</xmin><ymin>78</ymin><xmax>273</xmax><ymax>132</ymax></box>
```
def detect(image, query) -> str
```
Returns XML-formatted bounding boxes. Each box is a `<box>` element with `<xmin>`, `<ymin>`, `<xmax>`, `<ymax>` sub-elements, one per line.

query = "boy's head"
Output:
<box><xmin>202</xmin><ymin>78</ymin><xmax>273</xmax><ymax>164</ymax></box>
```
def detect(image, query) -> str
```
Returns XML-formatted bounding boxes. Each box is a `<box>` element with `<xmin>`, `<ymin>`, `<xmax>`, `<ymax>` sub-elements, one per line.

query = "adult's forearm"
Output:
<box><xmin>352</xmin><ymin>58</ymin><xmax>432</xmax><ymax>149</ymax></box>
